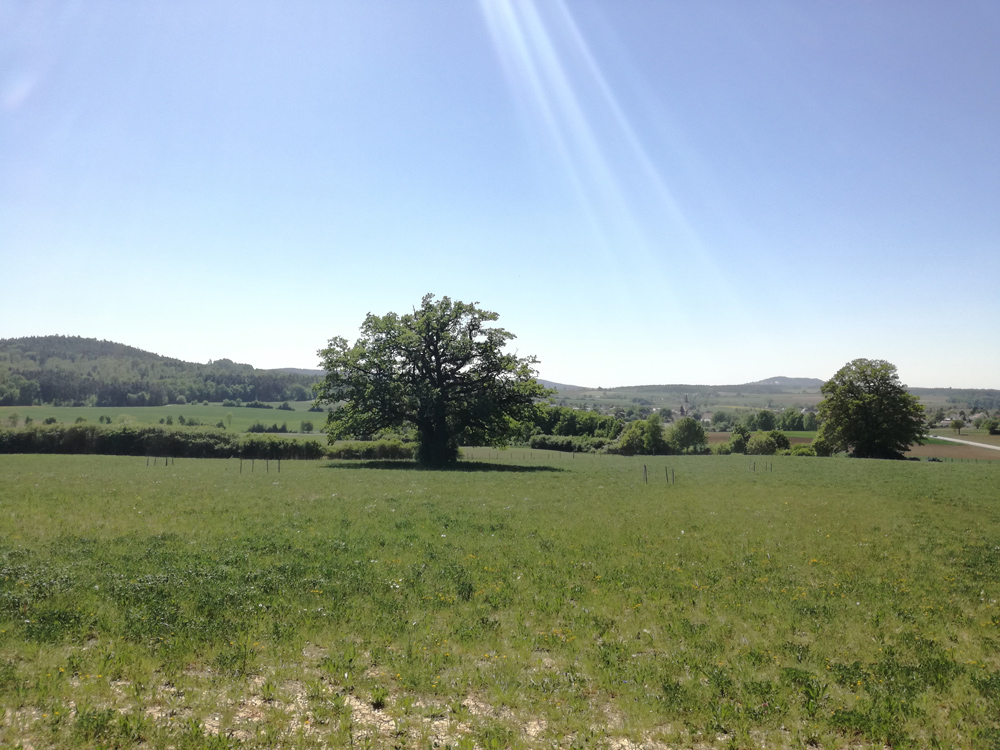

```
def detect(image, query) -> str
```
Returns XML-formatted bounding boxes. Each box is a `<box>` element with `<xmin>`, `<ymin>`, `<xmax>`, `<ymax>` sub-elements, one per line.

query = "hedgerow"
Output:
<box><xmin>0</xmin><ymin>424</ymin><xmax>324</xmax><ymax>459</ymax></box>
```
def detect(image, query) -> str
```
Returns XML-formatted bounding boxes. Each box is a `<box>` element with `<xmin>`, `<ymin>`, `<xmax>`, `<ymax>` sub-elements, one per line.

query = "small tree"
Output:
<box><xmin>669</xmin><ymin>417</ymin><xmax>706</xmax><ymax>453</ymax></box>
<box><xmin>746</xmin><ymin>432</ymin><xmax>777</xmax><ymax>455</ymax></box>
<box><xmin>951</xmin><ymin>418</ymin><xmax>965</xmax><ymax>436</ymax></box>
<box><xmin>727</xmin><ymin>424</ymin><xmax>750</xmax><ymax>454</ymax></box>
<box><xmin>768</xmin><ymin>430</ymin><xmax>791</xmax><ymax>450</ymax></box>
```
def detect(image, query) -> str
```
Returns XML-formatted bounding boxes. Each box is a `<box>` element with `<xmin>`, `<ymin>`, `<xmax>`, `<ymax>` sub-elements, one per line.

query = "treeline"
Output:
<box><xmin>708</xmin><ymin>407</ymin><xmax>817</xmax><ymax>432</ymax></box>
<box><xmin>0</xmin><ymin>424</ymin><xmax>325</xmax><ymax>459</ymax></box>
<box><xmin>0</xmin><ymin>336</ymin><xmax>320</xmax><ymax>407</ymax></box>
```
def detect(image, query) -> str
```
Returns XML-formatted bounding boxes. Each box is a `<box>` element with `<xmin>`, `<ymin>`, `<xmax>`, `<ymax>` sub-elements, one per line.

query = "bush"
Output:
<box><xmin>43</xmin><ymin>417</ymin><xmax>57</xmax><ymax>425</ymax></box>
<box><xmin>246</xmin><ymin>422</ymin><xmax>288</xmax><ymax>434</ymax></box>
<box><xmin>0</xmin><ymin>424</ymin><xmax>326</xmax><ymax>461</ymax></box>
<box><xmin>175</xmin><ymin>395</ymin><xmax>186</xmax><ymax>405</ymax></box>
<box><xmin>528</xmin><ymin>434</ymin><xmax>611</xmax><ymax>453</ymax></box>
<box><xmin>245</xmin><ymin>400</ymin><xmax>273</xmax><ymax>409</ymax></box>
<box><xmin>712</xmin><ymin>442</ymin><xmax>732</xmax><ymax>455</ymax></box>
<box><xmin>791</xmin><ymin>444</ymin><xmax>817</xmax><ymax>457</ymax></box>
<box><xmin>327</xmin><ymin>440</ymin><xmax>414</xmax><ymax>460</ymax></box>
<box><xmin>746</xmin><ymin>432</ymin><xmax>777</xmax><ymax>455</ymax></box>
<box><xmin>768</xmin><ymin>430</ymin><xmax>791</xmax><ymax>450</ymax></box>
<box><xmin>277</xmin><ymin>401</ymin><xmax>294</xmax><ymax>411</ymax></box>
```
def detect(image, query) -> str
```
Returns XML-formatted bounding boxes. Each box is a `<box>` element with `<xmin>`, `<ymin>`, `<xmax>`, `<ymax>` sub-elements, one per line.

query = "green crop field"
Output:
<box><xmin>2</xmin><ymin>453</ymin><xmax>999</xmax><ymax>748</ymax></box>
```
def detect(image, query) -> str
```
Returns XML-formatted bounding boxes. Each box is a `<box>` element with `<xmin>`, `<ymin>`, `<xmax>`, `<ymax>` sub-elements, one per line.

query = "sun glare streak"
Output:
<box><xmin>479</xmin><ymin>0</ymin><xmax>723</xmax><ymax>294</ymax></box>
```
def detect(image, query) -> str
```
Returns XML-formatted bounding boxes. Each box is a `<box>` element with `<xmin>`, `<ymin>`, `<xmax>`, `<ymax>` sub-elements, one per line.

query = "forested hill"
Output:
<box><xmin>0</xmin><ymin>336</ymin><xmax>321</xmax><ymax>407</ymax></box>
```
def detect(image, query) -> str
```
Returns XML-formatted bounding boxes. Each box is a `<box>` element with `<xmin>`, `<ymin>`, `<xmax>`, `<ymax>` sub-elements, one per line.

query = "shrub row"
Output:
<box><xmin>326</xmin><ymin>440</ymin><xmax>414</xmax><ymax>460</ymax></box>
<box><xmin>0</xmin><ymin>424</ymin><xmax>324</xmax><ymax>460</ymax></box>
<box><xmin>528</xmin><ymin>434</ymin><xmax>613</xmax><ymax>453</ymax></box>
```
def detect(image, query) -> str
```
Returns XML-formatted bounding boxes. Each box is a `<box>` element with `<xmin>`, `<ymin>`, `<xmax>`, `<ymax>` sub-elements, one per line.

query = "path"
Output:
<box><xmin>928</xmin><ymin>435</ymin><xmax>1000</xmax><ymax>452</ymax></box>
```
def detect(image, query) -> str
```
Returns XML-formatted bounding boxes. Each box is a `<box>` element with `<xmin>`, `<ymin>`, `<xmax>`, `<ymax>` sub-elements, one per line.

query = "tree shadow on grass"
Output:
<box><xmin>323</xmin><ymin>460</ymin><xmax>564</xmax><ymax>473</ymax></box>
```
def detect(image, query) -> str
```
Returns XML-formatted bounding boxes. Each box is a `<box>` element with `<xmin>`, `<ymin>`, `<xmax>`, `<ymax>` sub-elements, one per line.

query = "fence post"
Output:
<box><xmin>643</xmin><ymin>464</ymin><xmax>648</xmax><ymax>484</ymax></box>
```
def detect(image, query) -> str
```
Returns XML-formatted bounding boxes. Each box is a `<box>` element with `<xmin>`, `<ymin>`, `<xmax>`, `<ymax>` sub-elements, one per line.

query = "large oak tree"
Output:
<box><xmin>816</xmin><ymin>358</ymin><xmax>926</xmax><ymax>459</ymax></box>
<box><xmin>315</xmin><ymin>295</ymin><xmax>549</xmax><ymax>465</ymax></box>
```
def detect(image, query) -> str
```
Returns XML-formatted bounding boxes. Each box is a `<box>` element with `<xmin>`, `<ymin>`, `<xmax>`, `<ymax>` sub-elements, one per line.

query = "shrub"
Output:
<box><xmin>0</xmin><ymin>424</ymin><xmax>325</xmax><ymax>460</ymax></box>
<box><xmin>327</xmin><ymin>440</ymin><xmax>414</xmax><ymax>460</ymax></box>
<box><xmin>245</xmin><ymin>400</ymin><xmax>273</xmax><ymax>409</ymax></box>
<box><xmin>277</xmin><ymin>401</ymin><xmax>294</xmax><ymax>411</ymax></box>
<box><xmin>768</xmin><ymin>430</ymin><xmax>791</xmax><ymax>450</ymax></box>
<box><xmin>746</xmin><ymin>432</ymin><xmax>777</xmax><ymax>455</ymax></box>
<box><xmin>528</xmin><ymin>434</ymin><xmax>611</xmax><ymax>453</ymax></box>
<box><xmin>43</xmin><ymin>417</ymin><xmax>57</xmax><ymax>425</ymax></box>
<box><xmin>791</xmin><ymin>444</ymin><xmax>817</xmax><ymax>457</ymax></box>
<box><xmin>175</xmin><ymin>395</ymin><xmax>186</xmax><ymax>405</ymax></box>
<box><xmin>812</xmin><ymin>436</ymin><xmax>834</xmax><ymax>457</ymax></box>
<box><xmin>246</xmin><ymin>422</ymin><xmax>288</xmax><ymax>434</ymax></box>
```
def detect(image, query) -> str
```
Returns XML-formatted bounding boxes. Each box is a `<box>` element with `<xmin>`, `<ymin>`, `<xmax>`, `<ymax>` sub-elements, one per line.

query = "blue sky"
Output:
<box><xmin>3</xmin><ymin>1</ymin><xmax>998</xmax><ymax>388</ymax></box>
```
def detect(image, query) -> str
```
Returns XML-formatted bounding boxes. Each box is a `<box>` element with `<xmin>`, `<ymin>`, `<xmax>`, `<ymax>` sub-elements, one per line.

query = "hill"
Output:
<box><xmin>0</xmin><ymin>335</ymin><xmax>321</xmax><ymax>407</ymax></box>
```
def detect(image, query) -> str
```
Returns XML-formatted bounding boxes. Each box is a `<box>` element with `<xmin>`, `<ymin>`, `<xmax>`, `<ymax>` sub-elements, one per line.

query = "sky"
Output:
<box><xmin>2</xmin><ymin>1</ymin><xmax>999</xmax><ymax>389</ymax></box>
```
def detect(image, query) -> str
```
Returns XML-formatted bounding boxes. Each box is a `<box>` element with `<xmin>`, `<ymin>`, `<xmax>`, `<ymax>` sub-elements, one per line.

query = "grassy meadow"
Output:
<box><xmin>2</xmin><ymin>452</ymin><xmax>1000</xmax><ymax>749</ymax></box>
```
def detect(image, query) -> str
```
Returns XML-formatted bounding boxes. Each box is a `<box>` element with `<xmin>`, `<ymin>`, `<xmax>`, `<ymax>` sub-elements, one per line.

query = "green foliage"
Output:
<box><xmin>769</xmin><ymin>429</ymin><xmax>791</xmax><ymax>450</ymax></box>
<box><xmin>817</xmin><ymin>359</ymin><xmax>927</xmax><ymax>459</ymax></box>
<box><xmin>528</xmin><ymin>434</ymin><xmax>611</xmax><ymax>453</ymax></box>
<box><xmin>326</xmin><ymin>439</ymin><xmax>415</xmax><ymax>460</ymax></box>
<box><xmin>608</xmin><ymin>415</ymin><xmax>668</xmax><ymax>455</ymax></box>
<box><xmin>530</xmin><ymin>404</ymin><xmax>621</xmax><ymax>438</ymax></box>
<box><xmin>668</xmin><ymin>416</ymin><xmax>706</xmax><ymax>453</ymax></box>
<box><xmin>778</xmin><ymin>407</ymin><xmax>805</xmax><ymax>431</ymax></box>
<box><xmin>246</xmin><ymin>421</ymin><xmax>288</xmax><ymax>433</ymax></box>
<box><xmin>611</xmin><ymin>420</ymin><xmax>648</xmax><ymax>456</ymax></box>
<box><xmin>316</xmin><ymin>294</ymin><xmax>549</xmax><ymax>465</ymax></box>
<box><xmin>950</xmin><ymin>419</ymin><xmax>965</xmax><ymax>436</ymax></box>
<box><xmin>746</xmin><ymin>432</ymin><xmax>777</xmax><ymax>455</ymax></box>
<box><xmin>0</xmin><ymin>335</ymin><xmax>318</xmax><ymax>407</ymax></box>
<box><xmin>790</xmin><ymin>444</ymin><xmax>817</xmax><ymax>457</ymax></box>
<box><xmin>726</xmin><ymin>424</ymin><xmax>751</xmax><ymax>454</ymax></box>
<box><xmin>0</xmin><ymin>424</ymin><xmax>324</xmax><ymax>459</ymax></box>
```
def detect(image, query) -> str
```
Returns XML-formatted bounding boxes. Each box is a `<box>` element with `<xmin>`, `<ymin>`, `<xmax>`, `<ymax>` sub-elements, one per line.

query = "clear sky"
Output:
<box><xmin>3</xmin><ymin>1</ymin><xmax>998</xmax><ymax>389</ymax></box>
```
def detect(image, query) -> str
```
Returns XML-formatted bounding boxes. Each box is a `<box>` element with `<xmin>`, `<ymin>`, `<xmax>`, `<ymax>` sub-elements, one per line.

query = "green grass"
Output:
<box><xmin>0</xmin><ymin>402</ymin><xmax>324</xmax><ymax>434</ymax></box>
<box><xmin>2</xmin><ymin>452</ymin><xmax>999</xmax><ymax>748</ymax></box>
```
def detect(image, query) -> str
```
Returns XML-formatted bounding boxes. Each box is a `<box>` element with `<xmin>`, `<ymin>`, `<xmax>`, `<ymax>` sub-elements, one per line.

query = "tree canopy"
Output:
<box><xmin>315</xmin><ymin>295</ymin><xmax>549</xmax><ymax>465</ymax></box>
<box><xmin>816</xmin><ymin>359</ymin><xmax>926</xmax><ymax>459</ymax></box>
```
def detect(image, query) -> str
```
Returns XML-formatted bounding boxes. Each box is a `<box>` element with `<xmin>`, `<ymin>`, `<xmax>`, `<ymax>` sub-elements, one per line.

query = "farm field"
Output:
<box><xmin>0</xmin><ymin>403</ymin><xmax>323</xmax><ymax>434</ymax></box>
<box><xmin>2</xmin><ymin>453</ymin><xmax>1000</xmax><ymax>748</ymax></box>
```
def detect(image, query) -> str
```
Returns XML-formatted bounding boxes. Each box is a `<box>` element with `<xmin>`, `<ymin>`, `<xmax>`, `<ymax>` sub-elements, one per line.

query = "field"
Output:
<box><xmin>2</xmin><ymin>452</ymin><xmax>1000</xmax><ymax>749</ymax></box>
<box><xmin>0</xmin><ymin>403</ymin><xmax>322</xmax><ymax>435</ymax></box>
